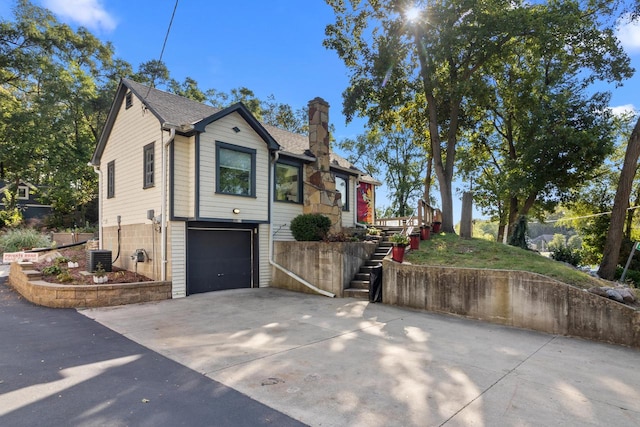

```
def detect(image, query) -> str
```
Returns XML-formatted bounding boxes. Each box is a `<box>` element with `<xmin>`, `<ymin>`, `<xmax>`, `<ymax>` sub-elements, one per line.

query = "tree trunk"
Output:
<box><xmin>599</xmin><ymin>117</ymin><xmax>640</xmax><ymax>279</ymax></box>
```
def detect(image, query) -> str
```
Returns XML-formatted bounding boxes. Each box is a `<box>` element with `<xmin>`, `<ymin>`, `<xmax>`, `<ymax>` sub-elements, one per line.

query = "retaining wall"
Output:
<box><xmin>383</xmin><ymin>260</ymin><xmax>640</xmax><ymax>349</ymax></box>
<box><xmin>8</xmin><ymin>262</ymin><xmax>171</xmax><ymax>308</ymax></box>
<box><xmin>272</xmin><ymin>241</ymin><xmax>377</xmax><ymax>296</ymax></box>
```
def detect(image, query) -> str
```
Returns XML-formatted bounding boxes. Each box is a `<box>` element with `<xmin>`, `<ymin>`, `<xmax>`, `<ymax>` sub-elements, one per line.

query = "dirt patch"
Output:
<box><xmin>33</xmin><ymin>246</ymin><xmax>152</xmax><ymax>285</ymax></box>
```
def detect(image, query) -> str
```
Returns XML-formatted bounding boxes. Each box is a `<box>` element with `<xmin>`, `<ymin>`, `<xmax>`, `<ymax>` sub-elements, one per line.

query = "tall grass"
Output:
<box><xmin>0</xmin><ymin>228</ymin><xmax>51</xmax><ymax>253</ymax></box>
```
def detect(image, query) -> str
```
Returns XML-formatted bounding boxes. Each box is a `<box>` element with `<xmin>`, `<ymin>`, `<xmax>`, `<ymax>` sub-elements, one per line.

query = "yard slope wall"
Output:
<box><xmin>272</xmin><ymin>241</ymin><xmax>377</xmax><ymax>296</ymax></box>
<box><xmin>383</xmin><ymin>260</ymin><xmax>640</xmax><ymax>349</ymax></box>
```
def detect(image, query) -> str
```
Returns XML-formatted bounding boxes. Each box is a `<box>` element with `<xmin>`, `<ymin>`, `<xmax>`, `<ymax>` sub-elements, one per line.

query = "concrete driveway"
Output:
<box><xmin>80</xmin><ymin>288</ymin><xmax>640</xmax><ymax>427</ymax></box>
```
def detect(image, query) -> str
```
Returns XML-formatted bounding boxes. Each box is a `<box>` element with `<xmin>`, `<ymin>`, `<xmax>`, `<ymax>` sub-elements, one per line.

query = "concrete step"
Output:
<box><xmin>359</xmin><ymin>265</ymin><xmax>378</xmax><ymax>274</ymax></box>
<box><xmin>349</xmin><ymin>279</ymin><xmax>370</xmax><ymax>289</ymax></box>
<box><xmin>354</xmin><ymin>272</ymin><xmax>370</xmax><ymax>281</ymax></box>
<box><xmin>365</xmin><ymin>260</ymin><xmax>382</xmax><ymax>267</ymax></box>
<box><xmin>343</xmin><ymin>288</ymin><xmax>369</xmax><ymax>299</ymax></box>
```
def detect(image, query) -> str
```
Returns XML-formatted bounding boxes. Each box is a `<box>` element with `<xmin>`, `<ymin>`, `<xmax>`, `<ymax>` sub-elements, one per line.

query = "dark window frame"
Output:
<box><xmin>274</xmin><ymin>159</ymin><xmax>302</xmax><ymax>204</ymax></box>
<box><xmin>334</xmin><ymin>173</ymin><xmax>349</xmax><ymax>212</ymax></box>
<box><xmin>107</xmin><ymin>160</ymin><xmax>115</xmax><ymax>199</ymax></box>
<box><xmin>143</xmin><ymin>142</ymin><xmax>155</xmax><ymax>189</ymax></box>
<box><xmin>215</xmin><ymin>141</ymin><xmax>256</xmax><ymax>198</ymax></box>
<box><xmin>125</xmin><ymin>92</ymin><xmax>133</xmax><ymax>109</ymax></box>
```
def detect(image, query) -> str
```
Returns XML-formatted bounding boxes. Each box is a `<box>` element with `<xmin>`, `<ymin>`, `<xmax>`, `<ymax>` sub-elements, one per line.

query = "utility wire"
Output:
<box><xmin>543</xmin><ymin>205</ymin><xmax>640</xmax><ymax>223</ymax></box>
<box><xmin>144</xmin><ymin>0</ymin><xmax>179</xmax><ymax>99</ymax></box>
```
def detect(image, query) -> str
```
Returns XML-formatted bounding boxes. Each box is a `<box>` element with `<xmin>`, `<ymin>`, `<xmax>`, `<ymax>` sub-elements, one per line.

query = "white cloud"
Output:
<box><xmin>616</xmin><ymin>15</ymin><xmax>640</xmax><ymax>53</ymax></box>
<box><xmin>610</xmin><ymin>104</ymin><xmax>637</xmax><ymax>117</ymax></box>
<box><xmin>42</xmin><ymin>0</ymin><xmax>117</xmax><ymax>32</ymax></box>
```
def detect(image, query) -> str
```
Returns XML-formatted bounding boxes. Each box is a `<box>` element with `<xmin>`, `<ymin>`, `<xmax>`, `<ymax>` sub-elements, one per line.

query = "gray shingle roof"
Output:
<box><xmin>121</xmin><ymin>79</ymin><xmax>379</xmax><ymax>183</ymax></box>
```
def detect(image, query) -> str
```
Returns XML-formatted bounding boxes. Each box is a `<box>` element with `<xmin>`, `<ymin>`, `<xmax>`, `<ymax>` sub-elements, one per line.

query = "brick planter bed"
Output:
<box><xmin>8</xmin><ymin>262</ymin><xmax>171</xmax><ymax>308</ymax></box>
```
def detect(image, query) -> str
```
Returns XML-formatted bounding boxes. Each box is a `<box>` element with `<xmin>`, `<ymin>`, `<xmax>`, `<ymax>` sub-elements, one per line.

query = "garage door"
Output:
<box><xmin>187</xmin><ymin>227</ymin><xmax>254</xmax><ymax>295</ymax></box>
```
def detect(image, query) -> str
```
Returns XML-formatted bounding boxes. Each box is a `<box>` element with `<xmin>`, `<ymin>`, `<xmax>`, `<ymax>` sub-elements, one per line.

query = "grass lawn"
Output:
<box><xmin>404</xmin><ymin>232</ymin><xmax>609</xmax><ymax>290</ymax></box>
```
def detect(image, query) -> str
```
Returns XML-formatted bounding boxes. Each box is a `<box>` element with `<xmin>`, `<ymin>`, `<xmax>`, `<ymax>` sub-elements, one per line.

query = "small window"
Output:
<box><xmin>143</xmin><ymin>143</ymin><xmax>154</xmax><ymax>188</ymax></box>
<box><xmin>17</xmin><ymin>186</ymin><xmax>29</xmax><ymax>200</ymax></box>
<box><xmin>107</xmin><ymin>161</ymin><xmax>115</xmax><ymax>198</ymax></box>
<box><xmin>125</xmin><ymin>92</ymin><xmax>133</xmax><ymax>109</ymax></box>
<box><xmin>275</xmin><ymin>161</ymin><xmax>302</xmax><ymax>203</ymax></box>
<box><xmin>334</xmin><ymin>174</ymin><xmax>349</xmax><ymax>211</ymax></box>
<box><xmin>216</xmin><ymin>142</ymin><xmax>256</xmax><ymax>197</ymax></box>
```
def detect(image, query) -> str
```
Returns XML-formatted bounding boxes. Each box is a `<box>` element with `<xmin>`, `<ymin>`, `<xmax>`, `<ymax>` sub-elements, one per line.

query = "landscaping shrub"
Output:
<box><xmin>290</xmin><ymin>214</ymin><xmax>331</xmax><ymax>241</ymax></box>
<box><xmin>550</xmin><ymin>244</ymin><xmax>582</xmax><ymax>267</ymax></box>
<box><xmin>0</xmin><ymin>207</ymin><xmax>23</xmax><ymax>228</ymax></box>
<box><xmin>0</xmin><ymin>228</ymin><xmax>51</xmax><ymax>253</ymax></box>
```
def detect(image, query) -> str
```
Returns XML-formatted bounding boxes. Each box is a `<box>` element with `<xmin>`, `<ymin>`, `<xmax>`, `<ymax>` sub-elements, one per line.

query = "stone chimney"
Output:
<box><xmin>304</xmin><ymin>97</ymin><xmax>342</xmax><ymax>233</ymax></box>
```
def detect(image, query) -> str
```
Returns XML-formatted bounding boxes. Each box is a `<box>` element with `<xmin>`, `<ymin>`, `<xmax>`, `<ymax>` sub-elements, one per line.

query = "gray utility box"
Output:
<box><xmin>86</xmin><ymin>250</ymin><xmax>113</xmax><ymax>273</ymax></box>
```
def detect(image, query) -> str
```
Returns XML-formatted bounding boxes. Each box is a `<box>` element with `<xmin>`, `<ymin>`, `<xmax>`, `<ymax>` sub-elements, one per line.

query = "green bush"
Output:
<box><xmin>0</xmin><ymin>228</ymin><xmax>51</xmax><ymax>253</ymax></box>
<box><xmin>550</xmin><ymin>244</ymin><xmax>582</xmax><ymax>267</ymax></box>
<box><xmin>290</xmin><ymin>214</ymin><xmax>332</xmax><ymax>241</ymax></box>
<box><xmin>0</xmin><ymin>208</ymin><xmax>23</xmax><ymax>228</ymax></box>
<box><xmin>615</xmin><ymin>266</ymin><xmax>640</xmax><ymax>287</ymax></box>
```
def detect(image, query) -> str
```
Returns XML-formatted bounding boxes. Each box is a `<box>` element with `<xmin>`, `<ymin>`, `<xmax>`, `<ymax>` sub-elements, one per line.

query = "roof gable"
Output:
<box><xmin>194</xmin><ymin>103</ymin><xmax>279</xmax><ymax>151</ymax></box>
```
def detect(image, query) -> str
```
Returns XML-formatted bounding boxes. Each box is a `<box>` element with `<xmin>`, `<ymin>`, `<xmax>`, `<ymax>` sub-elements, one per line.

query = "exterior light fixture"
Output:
<box><xmin>233</xmin><ymin>208</ymin><xmax>241</xmax><ymax>214</ymax></box>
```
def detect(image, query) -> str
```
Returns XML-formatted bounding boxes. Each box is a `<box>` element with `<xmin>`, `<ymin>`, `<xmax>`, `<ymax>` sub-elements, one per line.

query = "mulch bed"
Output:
<box><xmin>33</xmin><ymin>246</ymin><xmax>152</xmax><ymax>285</ymax></box>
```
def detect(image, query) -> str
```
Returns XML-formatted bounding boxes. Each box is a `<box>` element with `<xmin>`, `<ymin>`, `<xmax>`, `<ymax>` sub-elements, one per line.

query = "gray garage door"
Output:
<box><xmin>187</xmin><ymin>227</ymin><xmax>254</xmax><ymax>295</ymax></box>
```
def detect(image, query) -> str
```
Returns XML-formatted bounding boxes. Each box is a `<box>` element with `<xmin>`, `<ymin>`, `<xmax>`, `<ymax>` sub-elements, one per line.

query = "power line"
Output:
<box><xmin>543</xmin><ymin>205</ymin><xmax>640</xmax><ymax>223</ymax></box>
<box><xmin>144</xmin><ymin>0</ymin><xmax>179</xmax><ymax>99</ymax></box>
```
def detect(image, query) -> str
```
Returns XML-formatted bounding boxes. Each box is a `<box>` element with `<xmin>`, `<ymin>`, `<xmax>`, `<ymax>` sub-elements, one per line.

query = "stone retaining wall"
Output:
<box><xmin>383</xmin><ymin>260</ymin><xmax>640</xmax><ymax>349</ymax></box>
<box><xmin>8</xmin><ymin>262</ymin><xmax>171</xmax><ymax>308</ymax></box>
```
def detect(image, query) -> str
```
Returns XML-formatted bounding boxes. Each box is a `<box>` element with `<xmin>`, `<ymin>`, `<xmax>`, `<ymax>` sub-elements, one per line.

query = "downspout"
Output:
<box><xmin>268</xmin><ymin>151</ymin><xmax>335</xmax><ymax>298</ymax></box>
<box><xmin>90</xmin><ymin>163</ymin><xmax>103</xmax><ymax>248</ymax></box>
<box><xmin>161</xmin><ymin>125</ymin><xmax>176</xmax><ymax>282</ymax></box>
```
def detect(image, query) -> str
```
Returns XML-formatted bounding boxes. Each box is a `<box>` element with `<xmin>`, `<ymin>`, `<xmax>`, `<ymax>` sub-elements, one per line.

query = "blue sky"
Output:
<box><xmin>2</xmin><ymin>0</ymin><xmax>640</xmax><ymax>221</ymax></box>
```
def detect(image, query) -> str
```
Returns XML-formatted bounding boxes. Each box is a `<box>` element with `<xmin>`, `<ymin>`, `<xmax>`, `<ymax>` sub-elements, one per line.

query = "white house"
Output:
<box><xmin>91</xmin><ymin>79</ymin><xmax>379</xmax><ymax>297</ymax></box>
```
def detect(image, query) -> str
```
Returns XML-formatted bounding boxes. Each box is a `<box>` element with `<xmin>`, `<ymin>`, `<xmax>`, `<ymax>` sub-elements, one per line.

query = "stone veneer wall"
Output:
<box><xmin>383</xmin><ymin>260</ymin><xmax>640</xmax><ymax>349</ymax></box>
<box><xmin>8</xmin><ymin>262</ymin><xmax>171</xmax><ymax>308</ymax></box>
<box><xmin>304</xmin><ymin>97</ymin><xmax>342</xmax><ymax>233</ymax></box>
<box><xmin>272</xmin><ymin>241</ymin><xmax>377</xmax><ymax>296</ymax></box>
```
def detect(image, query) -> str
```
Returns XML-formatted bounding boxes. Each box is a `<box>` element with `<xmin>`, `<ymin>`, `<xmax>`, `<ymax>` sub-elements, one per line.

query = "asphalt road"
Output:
<box><xmin>0</xmin><ymin>276</ymin><xmax>306</xmax><ymax>427</ymax></box>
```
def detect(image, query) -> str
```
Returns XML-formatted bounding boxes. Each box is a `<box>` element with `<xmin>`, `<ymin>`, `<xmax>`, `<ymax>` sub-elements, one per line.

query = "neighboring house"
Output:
<box><xmin>529</xmin><ymin>234</ymin><xmax>556</xmax><ymax>252</ymax></box>
<box><xmin>91</xmin><ymin>78</ymin><xmax>379</xmax><ymax>297</ymax></box>
<box><xmin>0</xmin><ymin>180</ymin><xmax>53</xmax><ymax>221</ymax></box>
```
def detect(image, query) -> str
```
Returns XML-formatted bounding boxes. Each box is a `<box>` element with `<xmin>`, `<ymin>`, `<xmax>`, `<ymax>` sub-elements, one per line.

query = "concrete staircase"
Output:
<box><xmin>343</xmin><ymin>227</ymin><xmax>404</xmax><ymax>299</ymax></box>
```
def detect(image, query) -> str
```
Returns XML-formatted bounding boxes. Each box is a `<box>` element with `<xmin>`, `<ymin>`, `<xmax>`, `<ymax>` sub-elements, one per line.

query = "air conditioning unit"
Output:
<box><xmin>86</xmin><ymin>250</ymin><xmax>112</xmax><ymax>273</ymax></box>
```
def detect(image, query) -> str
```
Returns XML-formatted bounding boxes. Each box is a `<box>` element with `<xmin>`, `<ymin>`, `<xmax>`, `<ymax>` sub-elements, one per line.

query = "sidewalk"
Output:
<box><xmin>81</xmin><ymin>287</ymin><xmax>640</xmax><ymax>426</ymax></box>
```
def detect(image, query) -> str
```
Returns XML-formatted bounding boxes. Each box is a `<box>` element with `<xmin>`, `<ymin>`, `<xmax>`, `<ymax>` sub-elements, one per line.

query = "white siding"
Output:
<box><xmin>198</xmin><ymin>112</ymin><xmax>269</xmax><ymax>222</ymax></box>
<box><xmin>173</xmin><ymin>135</ymin><xmax>195</xmax><ymax>218</ymax></box>
<box><xmin>272</xmin><ymin>202</ymin><xmax>303</xmax><ymax>241</ymax></box>
<box><xmin>101</xmin><ymin>98</ymin><xmax>163</xmax><ymax>227</ymax></box>
<box><xmin>342</xmin><ymin>177</ymin><xmax>357</xmax><ymax>228</ymax></box>
<box><xmin>258</xmin><ymin>224</ymin><xmax>271</xmax><ymax>287</ymax></box>
<box><xmin>170</xmin><ymin>221</ymin><xmax>186</xmax><ymax>298</ymax></box>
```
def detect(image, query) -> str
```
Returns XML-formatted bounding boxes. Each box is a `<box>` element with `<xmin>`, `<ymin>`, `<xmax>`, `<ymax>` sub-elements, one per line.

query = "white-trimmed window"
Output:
<box><xmin>17</xmin><ymin>186</ymin><xmax>29</xmax><ymax>200</ymax></box>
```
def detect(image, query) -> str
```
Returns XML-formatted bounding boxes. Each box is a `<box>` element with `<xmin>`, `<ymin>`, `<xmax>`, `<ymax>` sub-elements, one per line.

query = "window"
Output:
<box><xmin>125</xmin><ymin>92</ymin><xmax>133</xmax><ymax>109</ymax></box>
<box><xmin>216</xmin><ymin>142</ymin><xmax>256</xmax><ymax>197</ymax></box>
<box><xmin>17</xmin><ymin>186</ymin><xmax>29</xmax><ymax>200</ymax></box>
<box><xmin>143</xmin><ymin>142</ymin><xmax>154</xmax><ymax>188</ymax></box>
<box><xmin>107</xmin><ymin>161</ymin><xmax>115</xmax><ymax>198</ymax></box>
<box><xmin>275</xmin><ymin>161</ymin><xmax>302</xmax><ymax>203</ymax></box>
<box><xmin>334</xmin><ymin>174</ymin><xmax>349</xmax><ymax>211</ymax></box>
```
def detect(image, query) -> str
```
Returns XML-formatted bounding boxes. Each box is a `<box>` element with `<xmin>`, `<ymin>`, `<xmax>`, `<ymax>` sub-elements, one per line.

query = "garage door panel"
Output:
<box><xmin>187</xmin><ymin>228</ymin><xmax>253</xmax><ymax>295</ymax></box>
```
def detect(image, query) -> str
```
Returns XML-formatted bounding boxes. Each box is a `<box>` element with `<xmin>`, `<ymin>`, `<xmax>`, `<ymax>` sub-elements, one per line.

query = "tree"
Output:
<box><xmin>0</xmin><ymin>0</ymin><xmax>128</xmax><ymax>226</ymax></box>
<box><xmin>339</xmin><ymin>126</ymin><xmax>425</xmax><ymax>217</ymax></box>
<box><xmin>324</xmin><ymin>0</ymin><xmax>630</xmax><ymax>234</ymax></box>
<box><xmin>325</xmin><ymin>0</ymin><xmax>539</xmax><ymax>233</ymax></box>
<box><xmin>599</xmin><ymin>117</ymin><xmax>640</xmax><ymax>279</ymax></box>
